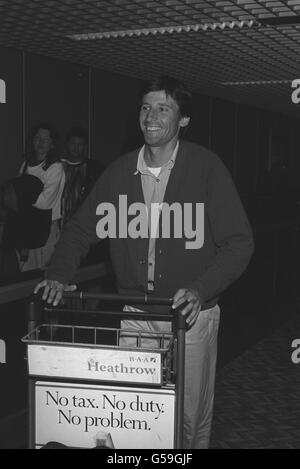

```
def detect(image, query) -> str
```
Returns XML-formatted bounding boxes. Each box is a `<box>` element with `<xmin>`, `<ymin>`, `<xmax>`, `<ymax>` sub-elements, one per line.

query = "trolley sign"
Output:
<box><xmin>27</xmin><ymin>344</ymin><xmax>163</xmax><ymax>385</ymax></box>
<box><xmin>35</xmin><ymin>382</ymin><xmax>176</xmax><ymax>449</ymax></box>
<box><xmin>23</xmin><ymin>296</ymin><xmax>185</xmax><ymax>449</ymax></box>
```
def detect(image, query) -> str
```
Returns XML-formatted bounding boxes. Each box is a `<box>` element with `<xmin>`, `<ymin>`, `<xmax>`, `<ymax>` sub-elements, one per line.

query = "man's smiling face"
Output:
<box><xmin>139</xmin><ymin>90</ymin><xmax>188</xmax><ymax>149</ymax></box>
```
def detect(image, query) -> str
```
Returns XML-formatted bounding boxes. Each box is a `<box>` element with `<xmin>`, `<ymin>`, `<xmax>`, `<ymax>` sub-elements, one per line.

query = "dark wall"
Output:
<box><xmin>91</xmin><ymin>68</ymin><xmax>142</xmax><ymax>164</ymax></box>
<box><xmin>0</xmin><ymin>47</ymin><xmax>23</xmax><ymax>185</ymax></box>
<box><xmin>25</xmin><ymin>54</ymin><xmax>89</xmax><ymax>156</ymax></box>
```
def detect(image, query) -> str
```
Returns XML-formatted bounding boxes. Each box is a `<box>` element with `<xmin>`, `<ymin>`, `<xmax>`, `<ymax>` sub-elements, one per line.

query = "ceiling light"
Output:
<box><xmin>221</xmin><ymin>80</ymin><xmax>293</xmax><ymax>86</ymax></box>
<box><xmin>67</xmin><ymin>20</ymin><xmax>259</xmax><ymax>41</ymax></box>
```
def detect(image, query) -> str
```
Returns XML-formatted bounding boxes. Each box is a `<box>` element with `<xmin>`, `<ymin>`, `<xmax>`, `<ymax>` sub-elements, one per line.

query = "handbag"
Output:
<box><xmin>1</xmin><ymin>174</ymin><xmax>52</xmax><ymax>249</ymax></box>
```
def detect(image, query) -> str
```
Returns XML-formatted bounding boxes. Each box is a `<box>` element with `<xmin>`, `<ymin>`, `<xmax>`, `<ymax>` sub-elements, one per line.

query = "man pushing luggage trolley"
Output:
<box><xmin>35</xmin><ymin>75</ymin><xmax>254</xmax><ymax>449</ymax></box>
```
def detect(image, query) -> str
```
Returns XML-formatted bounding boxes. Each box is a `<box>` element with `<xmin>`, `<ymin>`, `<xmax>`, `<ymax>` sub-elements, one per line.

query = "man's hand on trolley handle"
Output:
<box><xmin>34</xmin><ymin>281</ymin><xmax>202</xmax><ymax>325</ymax></box>
<box><xmin>172</xmin><ymin>288</ymin><xmax>202</xmax><ymax>327</ymax></box>
<box><xmin>34</xmin><ymin>279</ymin><xmax>77</xmax><ymax>306</ymax></box>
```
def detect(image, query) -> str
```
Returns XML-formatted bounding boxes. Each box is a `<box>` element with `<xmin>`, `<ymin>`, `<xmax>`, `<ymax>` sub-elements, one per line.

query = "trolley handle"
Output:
<box><xmin>29</xmin><ymin>291</ymin><xmax>187</xmax><ymax>330</ymax></box>
<box><xmin>62</xmin><ymin>291</ymin><xmax>174</xmax><ymax>306</ymax></box>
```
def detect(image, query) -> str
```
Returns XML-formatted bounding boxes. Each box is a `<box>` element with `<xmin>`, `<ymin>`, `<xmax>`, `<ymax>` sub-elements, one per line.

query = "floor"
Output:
<box><xmin>210</xmin><ymin>313</ymin><xmax>300</xmax><ymax>449</ymax></box>
<box><xmin>1</xmin><ymin>313</ymin><xmax>300</xmax><ymax>449</ymax></box>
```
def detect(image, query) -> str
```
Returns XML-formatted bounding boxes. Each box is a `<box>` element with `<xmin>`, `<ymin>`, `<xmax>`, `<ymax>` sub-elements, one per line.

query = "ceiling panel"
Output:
<box><xmin>0</xmin><ymin>0</ymin><xmax>300</xmax><ymax>115</ymax></box>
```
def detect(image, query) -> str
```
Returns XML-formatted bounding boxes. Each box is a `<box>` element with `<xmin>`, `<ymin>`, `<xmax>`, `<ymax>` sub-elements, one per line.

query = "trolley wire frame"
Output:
<box><xmin>24</xmin><ymin>292</ymin><xmax>187</xmax><ymax>449</ymax></box>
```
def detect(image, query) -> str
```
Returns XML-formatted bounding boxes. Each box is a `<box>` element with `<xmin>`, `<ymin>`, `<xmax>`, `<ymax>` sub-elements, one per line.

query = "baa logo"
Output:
<box><xmin>0</xmin><ymin>78</ymin><xmax>6</xmax><ymax>103</ymax></box>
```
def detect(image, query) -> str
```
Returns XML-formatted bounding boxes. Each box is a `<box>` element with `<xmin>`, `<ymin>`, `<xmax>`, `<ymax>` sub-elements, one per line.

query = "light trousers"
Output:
<box><xmin>120</xmin><ymin>304</ymin><xmax>220</xmax><ymax>449</ymax></box>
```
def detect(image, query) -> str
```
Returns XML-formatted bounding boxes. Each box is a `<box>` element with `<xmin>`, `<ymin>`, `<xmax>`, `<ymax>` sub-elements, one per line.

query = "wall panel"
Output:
<box><xmin>91</xmin><ymin>70</ymin><xmax>143</xmax><ymax>165</ymax></box>
<box><xmin>26</xmin><ymin>54</ymin><xmax>89</xmax><ymax>157</ymax></box>
<box><xmin>235</xmin><ymin>104</ymin><xmax>258</xmax><ymax>196</ymax></box>
<box><xmin>186</xmin><ymin>93</ymin><xmax>211</xmax><ymax>148</ymax></box>
<box><xmin>210</xmin><ymin>97</ymin><xmax>237</xmax><ymax>177</ymax></box>
<box><xmin>0</xmin><ymin>46</ymin><xmax>22</xmax><ymax>185</ymax></box>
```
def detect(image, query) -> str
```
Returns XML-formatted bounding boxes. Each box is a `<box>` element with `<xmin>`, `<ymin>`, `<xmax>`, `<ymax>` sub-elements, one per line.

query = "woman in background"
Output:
<box><xmin>19</xmin><ymin>124</ymin><xmax>65</xmax><ymax>271</ymax></box>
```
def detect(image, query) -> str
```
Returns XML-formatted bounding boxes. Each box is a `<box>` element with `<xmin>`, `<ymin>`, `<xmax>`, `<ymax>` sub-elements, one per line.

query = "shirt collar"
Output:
<box><xmin>135</xmin><ymin>141</ymin><xmax>179</xmax><ymax>175</ymax></box>
<box><xmin>61</xmin><ymin>158</ymin><xmax>84</xmax><ymax>166</ymax></box>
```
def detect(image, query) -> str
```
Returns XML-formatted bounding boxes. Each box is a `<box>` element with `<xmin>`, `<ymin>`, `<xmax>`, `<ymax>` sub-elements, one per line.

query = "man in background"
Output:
<box><xmin>61</xmin><ymin>126</ymin><xmax>104</xmax><ymax>225</ymax></box>
<box><xmin>61</xmin><ymin>127</ymin><xmax>107</xmax><ymax>269</ymax></box>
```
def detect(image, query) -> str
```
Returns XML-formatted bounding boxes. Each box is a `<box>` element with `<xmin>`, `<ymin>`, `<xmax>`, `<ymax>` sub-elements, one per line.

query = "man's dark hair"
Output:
<box><xmin>140</xmin><ymin>76</ymin><xmax>192</xmax><ymax>118</ymax></box>
<box><xmin>66</xmin><ymin>126</ymin><xmax>88</xmax><ymax>144</ymax></box>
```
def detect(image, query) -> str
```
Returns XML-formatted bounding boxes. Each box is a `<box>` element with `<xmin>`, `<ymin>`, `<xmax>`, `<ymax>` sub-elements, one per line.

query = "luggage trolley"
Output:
<box><xmin>22</xmin><ymin>292</ymin><xmax>187</xmax><ymax>449</ymax></box>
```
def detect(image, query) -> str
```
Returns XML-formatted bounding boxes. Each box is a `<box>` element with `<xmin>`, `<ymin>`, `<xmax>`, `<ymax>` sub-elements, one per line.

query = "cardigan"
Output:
<box><xmin>46</xmin><ymin>140</ymin><xmax>254</xmax><ymax>309</ymax></box>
